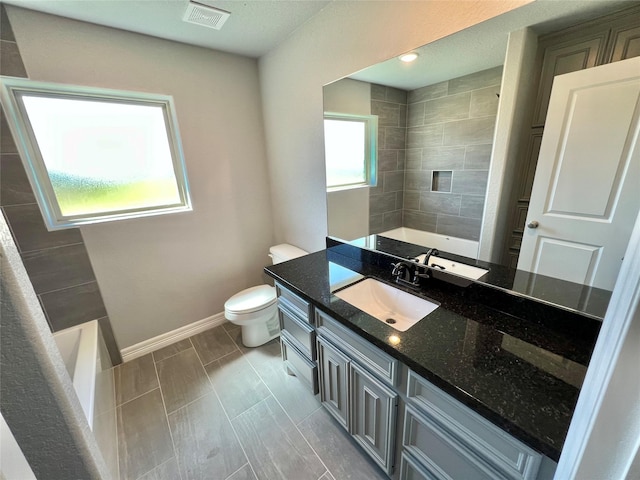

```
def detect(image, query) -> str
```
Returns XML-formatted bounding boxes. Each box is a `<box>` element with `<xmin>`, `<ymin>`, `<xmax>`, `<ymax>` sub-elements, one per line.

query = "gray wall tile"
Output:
<box><xmin>403</xmin><ymin>191</ymin><xmax>420</xmax><ymax>210</ymax></box>
<box><xmin>370</xmin><ymin>192</ymin><xmax>398</xmax><ymax>216</ymax></box>
<box><xmin>399</xmin><ymin>104</ymin><xmax>407</xmax><ymax>128</ymax></box>
<box><xmin>3</xmin><ymin>203</ymin><xmax>83</xmax><ymax>252</ymax></box>
<box><xmin>397</xmin><ymin>149</ymin><xmax>406</xmax><ymax>170</ymax></box>
<box><xmin>442</xmin><ymin>116</ymin><xmax>496</xmax><ymax>146</ymax></box>
<box><xmin>40</xmin><ymin>281</ymin><xmax>107</xmax><ymax>331</ymax></box>
<box><xmin>437</xmin><ymin>214</ymin><xmax>482</xmax><ymax>241</ymax></box>
<box><xmin>382</xmin><ymin>171</ymin><xmax>404</xmax><ymax>193</ymax></box>
<box><xmin>470</xmin><ymin>85</ymin><xmax>501</xmax><ymax>118</ymax></box>
<box><xmin>407</xmin><ymin>124</ymin><xmax>443</xmax><ymax>148</ymax></box>
<box><xmin>115</xmin><ymin>354</ymin><xmax>159</xmax><ymax>405</ymax></box>
<box><xmin>452</xmin><ymin>170</ymin><xmax>489</xmax><ymax>196</ymax></box>
<box><xmin>117</xmin><ymin>389</ymin><xmax>174</xmax><ymax>480</ymax></box>
<box><xmin>404</xmin><ymin>170</ymin><xmax>431</xmax><ymax>191</ymax></box>
<box><xmin>383</xmin><ymin>127</ymin><xmax>406</xmax><ymax>149</ymax></box>
<box><xmin>405</xmin><ymin>149</ymin><xmax>422</xmax><ymax>170</ymax></box>
<box><xmin>448</xmin><ymin>66</ymin><xmax>503</xmax><ymax>95</ymax></box>
<box><xmin>0</xmin><ymin>154</ymin><xmax>36</xmax><ymax>206</ymax></box>
<box><xmin>370</xmin><ymin>84</ymin><xmax>386</xmax><ymax>101</ymax></box>
<box><xmin>403</xmin><ymin>210</ymin><xmax>437</xmax><ymax>231</ymax></box>
<box><xmin>421</xmin><ymin>146</ymin><xmax>465</xmax><ymax>170</ymax></box>
<box><xmin>21</xmin><ymin>243</ymin><xmax>97</xmax><ymax>294</ymax></box>
<box><xmin>372</xmin><ymin>101</ymin><xmax>401</xmax><ymax>126</ymax></box>
<box><xmin>98</xmin><ymin>316</ymin><xmax>122</xmax><ymax>366</ymax></box>
<box><xmin>378</xmin><ymin>150</ymin><xmax>398</xmax><ymax>172</ymax></box>
<box><xmin>460</xmin><ymin>195</ymin><xmax>486</xmax><ymax>219</ymax></box>
<box><xmin>169</xmin><ymin>392</ymin><xmax>246</xmax><ymax>480</ymax></box>
<box><xmin>156</xmin><ymin>348</ymin><xmax>212</xmax><ymax>413</ymax></box>
<box><xmin>464</xmin><ymin>144</ymin><xmax>492</xmax><ymax>170</ymax></box>
<box><xmin>385</xmin><ymin>86</ymin><xmax>407</xmax><ymax>104</ymax></box>
<box><xmin>423</xmin><ymin>92</ymin><xmax>471</xmax><ymax>125</ymax></box>
<box><xmin>419</xmin><ymin>192</ymin><xmax>461</xmax><ymax>215</ymax></box>
<box><xmin>383</xmin><ymin>210</ymin><xmax>402</xmax><ymax>230</ymax></box>
<box><xmin>1</xmin><ymin>6</ymin><xmax>16</xmax><ymax>42</ymax></box>
<box><xmin>1</xmin><ymin>110</ymin><xmax>18</xmax><ymax>154</ymax></box>
<box><xmin>407</xmin><ymin>102</ymin><xmax>425</xmax><ymax>126</ymax></box>
<box><xmin>409</xmin><ymin>82</ymin><xmax>447</xmax><ymax>103</ymax></box>
<box><xmin>231</xmin><ymin>396</ymin><xmax>325</xmax><ymax>480</ymax></box>
<box><xmin>205</xmin><ymin>350</ymin><xmax>270</xmax><ymax>419</ymax></box>
<box><xmin>369</xmin><ymin>214</ymin><xmax>384</xmax><ymax>234</ymax></box>
<box><xmin>0</xmin><ymin>40</ymin><xmax>27</xmax><ymax>77</ymax></box>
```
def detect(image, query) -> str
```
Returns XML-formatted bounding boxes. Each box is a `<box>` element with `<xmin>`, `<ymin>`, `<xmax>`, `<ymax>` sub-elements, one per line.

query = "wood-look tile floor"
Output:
<box><xmin>115</xmin><ymin>323</ymin><xmax>387</xmax><ymax>480</ymax></box>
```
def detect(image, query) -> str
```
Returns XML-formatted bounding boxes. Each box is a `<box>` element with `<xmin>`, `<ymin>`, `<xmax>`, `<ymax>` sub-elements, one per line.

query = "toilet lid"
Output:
<box><xmin>224</xmin><ymin>285</ymin><xmax>277</xmax><ymax>314</ymax></box>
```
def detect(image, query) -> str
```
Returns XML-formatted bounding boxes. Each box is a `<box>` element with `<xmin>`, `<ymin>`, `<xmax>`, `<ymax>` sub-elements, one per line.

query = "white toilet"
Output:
<box><xmin>224</xmin><ymin>244</ymin><xmax>308</xmax><ymax>347</ymax></box>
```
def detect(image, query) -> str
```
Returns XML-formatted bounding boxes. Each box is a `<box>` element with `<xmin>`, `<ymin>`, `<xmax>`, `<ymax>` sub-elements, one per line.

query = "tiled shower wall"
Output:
<box><xmin>368</xmin><ymin>84</ymin><xmax>407</xmax><ymax>234</ymax></box>
<box><xmin>0</xmin><ymin>5</ymin><xmax>121</xmax><ymax>365</ymax></box>
<box><xmin>404</xmin><ymin>66</ymin><xmax>502</xmax><ymax>241</ymax></box>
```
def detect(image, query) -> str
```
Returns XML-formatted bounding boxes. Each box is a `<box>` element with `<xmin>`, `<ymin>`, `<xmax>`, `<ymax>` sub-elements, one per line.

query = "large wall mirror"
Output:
<box><xmin>324</xmin><ymin>0</ymin><xmax>640</xmax><ymax>318</ymax></box>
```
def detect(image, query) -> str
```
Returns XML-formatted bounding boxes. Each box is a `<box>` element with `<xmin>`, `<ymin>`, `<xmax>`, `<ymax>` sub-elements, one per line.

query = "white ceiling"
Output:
<box><xmin>1</xmin><ymin>0</ymin><xmax>331</xmax><ymax>58</ymax></box>
<box><xmin>348</xmin><ymin>0</ymin><xmax>636</xmax><ymax>90</ymax></box>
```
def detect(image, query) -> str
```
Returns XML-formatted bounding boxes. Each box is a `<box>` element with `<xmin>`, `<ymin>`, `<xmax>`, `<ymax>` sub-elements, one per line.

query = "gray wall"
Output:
<box><xmin>404</xmin><ymin>66</ymin><xmax>502</xmax><ymax>241</ymax></box>
<box><xmin>9</xmin><ymin>7</ymin><xmax>275</xmax><ymax>349</ymax></box>
<box><xmin>0</xmin><ymin>5</ymin><xmax>121</xmax><ymax>364</ymax></box>
<box><xmin>369</xmin><ymin>84</ymin><xmax>407</xmax><ymax>234</ymax></box>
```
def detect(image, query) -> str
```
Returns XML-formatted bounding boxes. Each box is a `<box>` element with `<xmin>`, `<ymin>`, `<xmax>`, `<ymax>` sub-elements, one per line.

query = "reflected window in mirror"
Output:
<box><xmin>324</xmin><ymin>113</ymin><xmax>377</xmax><ymax>189</ymax></box>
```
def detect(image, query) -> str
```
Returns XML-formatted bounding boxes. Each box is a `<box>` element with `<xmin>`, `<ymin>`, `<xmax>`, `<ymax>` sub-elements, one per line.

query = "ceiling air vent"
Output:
<box><xmin>182</xmin><ymin>1</ymin><xmax>230</xmax><ymax>30</ymax></box>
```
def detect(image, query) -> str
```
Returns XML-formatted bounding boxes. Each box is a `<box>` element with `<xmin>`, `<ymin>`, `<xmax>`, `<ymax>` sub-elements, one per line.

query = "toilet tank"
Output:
<box><xmin>269</xmin><ymin>244</ymin><xmax>308</xmax><ymax>264</ymax></box>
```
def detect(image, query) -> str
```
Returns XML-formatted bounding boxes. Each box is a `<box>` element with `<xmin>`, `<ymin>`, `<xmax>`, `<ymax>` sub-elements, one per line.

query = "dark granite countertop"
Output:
<box><xmin>264</xmin><ymin>248</ymin><xmax>602</xmax><ymax>462</ymax></box>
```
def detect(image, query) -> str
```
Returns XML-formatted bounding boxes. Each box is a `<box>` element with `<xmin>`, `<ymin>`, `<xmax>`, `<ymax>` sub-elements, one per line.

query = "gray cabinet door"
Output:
<box><xmin>317</xmin><ymin>337</ymin><xmax>350</xmax><ymax>429</ymax></box>
<box><xmin>350</xmin><ymin>362</ymin><xmax>398</xmax><ymax>476</ymax></box>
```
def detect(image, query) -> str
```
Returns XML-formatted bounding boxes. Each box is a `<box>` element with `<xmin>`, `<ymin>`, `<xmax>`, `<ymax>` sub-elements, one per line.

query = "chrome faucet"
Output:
<box><xmin>422</xmin><ymin>248</ymin><xmax>440</xmax><ymax>266</ymax></box>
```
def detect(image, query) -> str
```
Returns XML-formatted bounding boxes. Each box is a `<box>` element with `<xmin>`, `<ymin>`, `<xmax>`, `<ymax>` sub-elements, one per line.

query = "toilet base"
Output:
<box><xmin>239</xmin><ymin>311</ymin><xmax>280</xmax><ymax>347</ymax></box>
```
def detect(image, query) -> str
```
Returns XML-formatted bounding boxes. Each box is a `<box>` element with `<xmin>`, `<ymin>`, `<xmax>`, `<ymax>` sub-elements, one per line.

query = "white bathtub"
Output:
<box><xmin>53</xmin><ymin>321</ymin><xmax>118</xmax><ymax>477</ymax></box>
<box><xmin>53</xmin><ymin>320</ymin><xmax>99</xmax><ymax>428</ymax></box>
<box><xmin>379</xmin><ymin>227</ymin><xmax>479</xmax><ymax>259</ymax></box>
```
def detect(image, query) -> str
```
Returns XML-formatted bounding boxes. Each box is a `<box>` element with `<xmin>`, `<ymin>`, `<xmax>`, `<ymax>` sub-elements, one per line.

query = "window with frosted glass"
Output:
<box><xmin>0</xmin><ymin>77</ymin><xmax>191</xmax><ymax>230</ymax></box>
<box><xmin>324</xmin><ymin>114</ymin><xmax>377</xmax><ymax>189</ymax></box>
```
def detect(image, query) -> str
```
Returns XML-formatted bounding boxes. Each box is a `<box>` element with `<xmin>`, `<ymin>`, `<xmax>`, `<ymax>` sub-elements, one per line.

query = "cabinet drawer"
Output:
<box><xmin>276</xmin><ymin>283</ymin><xmax>312</xmax><ymax>324</ymax></box>
<box><xmin>407</xmin><ymin>371</ymin><xmax>541</xmax><ymax>480</ymax></box>
<box><xmin>399</xmin><ymin>451</ymin><xmax>442</xmax><ymax>480</ymax></box>
<box><xmin>403</xmin><ymin>405</ymin><xmax>507</xmax><ymax>480</ymax></box>
<box><xmin>315</xmin><ymin>310</ymin><xmax>398</xmax><ymax>387</ymax></box>
<box><xmin>281</xmin><ymin>334</ymin><xmax>318</xmax><ymax>394</ymax></box>
<box><xmin>279</xmin><ymin>304</ymin><xmax>316</xmax><ymax>360</ymax></box>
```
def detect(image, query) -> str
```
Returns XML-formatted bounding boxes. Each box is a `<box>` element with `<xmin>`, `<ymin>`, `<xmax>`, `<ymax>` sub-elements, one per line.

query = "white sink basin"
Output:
<box><xmin>414</xmin><ymin>255</ymin><xmax>488</xmax><ymax>280</ymax></box>
<box><xmin>334</xmin><ymin>278</ymin><xmax>439</xmax><ymax>331</ymax></box>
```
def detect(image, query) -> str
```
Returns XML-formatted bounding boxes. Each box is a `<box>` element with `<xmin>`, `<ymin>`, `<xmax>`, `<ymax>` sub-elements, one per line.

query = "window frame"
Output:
<box><xmin>0</xmin><ymin>76</ymin><xmax>192</xmax><ymax>230</ymax></box>
<box><xmin>323</xmin><ymin>112</ymin><xmax>378</xmax><ymax>191</ymax></box>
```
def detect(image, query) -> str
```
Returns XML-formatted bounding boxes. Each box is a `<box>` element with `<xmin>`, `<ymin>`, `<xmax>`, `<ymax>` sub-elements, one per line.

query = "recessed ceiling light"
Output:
<box><xmin>399</xmin><ymin>52</ymin><xmax>419</xmax><ymax>63</ymax></box>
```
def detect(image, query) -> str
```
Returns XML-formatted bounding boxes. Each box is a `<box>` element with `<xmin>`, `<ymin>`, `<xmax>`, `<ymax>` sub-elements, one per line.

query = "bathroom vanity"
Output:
<box><xmin>264</xmin><ymin>241</ymin><xmax>602</xmax><ymax>480</ymax></box>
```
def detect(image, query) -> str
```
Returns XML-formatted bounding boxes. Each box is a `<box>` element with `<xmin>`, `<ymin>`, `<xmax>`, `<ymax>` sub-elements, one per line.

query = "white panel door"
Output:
<box><xmin>518</xmin><ymin>56</ymin><xmax>640</xmax><ymax>291</ymax></box>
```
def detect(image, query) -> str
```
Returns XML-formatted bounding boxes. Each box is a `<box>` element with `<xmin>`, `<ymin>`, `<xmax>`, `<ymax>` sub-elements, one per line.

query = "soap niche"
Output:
<box><xmin>431</xmin><ymin>170</ymin><xmax>453</xmax><ymax>193</ymax></box>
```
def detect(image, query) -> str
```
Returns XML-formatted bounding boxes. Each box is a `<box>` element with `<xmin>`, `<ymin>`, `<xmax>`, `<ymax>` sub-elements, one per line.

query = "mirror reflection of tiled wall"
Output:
<box><xmin>368</xmin><ymin>67</ymin><xmax>502</xmax><ymax>241</ymax></box>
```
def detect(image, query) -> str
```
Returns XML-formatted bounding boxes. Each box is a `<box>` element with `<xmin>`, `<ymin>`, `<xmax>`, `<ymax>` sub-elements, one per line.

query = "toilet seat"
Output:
<box><xmin>224</xmin><ymin>285</ymin><xmax>276</xmax><ymax>316</ymax></box>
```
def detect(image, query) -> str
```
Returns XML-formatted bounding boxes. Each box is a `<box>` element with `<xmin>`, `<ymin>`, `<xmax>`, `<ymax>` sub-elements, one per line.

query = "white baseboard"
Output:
<box><xmin>120</xmin><ymin>312</ymin><xmax>228</xmax><ymax>362</ymax></box>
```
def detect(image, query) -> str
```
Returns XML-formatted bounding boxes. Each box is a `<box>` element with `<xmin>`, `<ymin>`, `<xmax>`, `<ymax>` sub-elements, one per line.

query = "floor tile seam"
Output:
<box><xmin>270</xmin><ymin>396</ymin><xmax>332</xmax><ymax>480</ymax></box>
<box><xmin>151</xmin><ymin>356</ymin><xmax>184</xmax><ymax>480</ymax></box>
<box><xmin>223</xmin><ymin>462</ymin><xmax>250</xmax><ymax>480</ymax></box>
<box><xmin>199</xmin><ymin>344</ymin><xmax>242</xmax><ymax>369</ymax></box>
<box><xmin>208</xmin><ymin>378</ymin><xmax>258</xmax><ymax>480</ymax></box>
<box><xmin>164</xmin><ymin>389</ymin><xmax>215</xmax><ymax>417</ymax></box>
<box><xmin>152</xmin><ymin>344</ymin><xmax>195</xmax><ymax>364</ymax></box>
<box><xmin>132</xmin><ymin>457</ymin><xmax>177</xmax><ymax>480</ymax></box>
<box><xmin>116</xmin><ymin>385</ymin><xmax>161</xmax><ymax>409</ymax></box>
